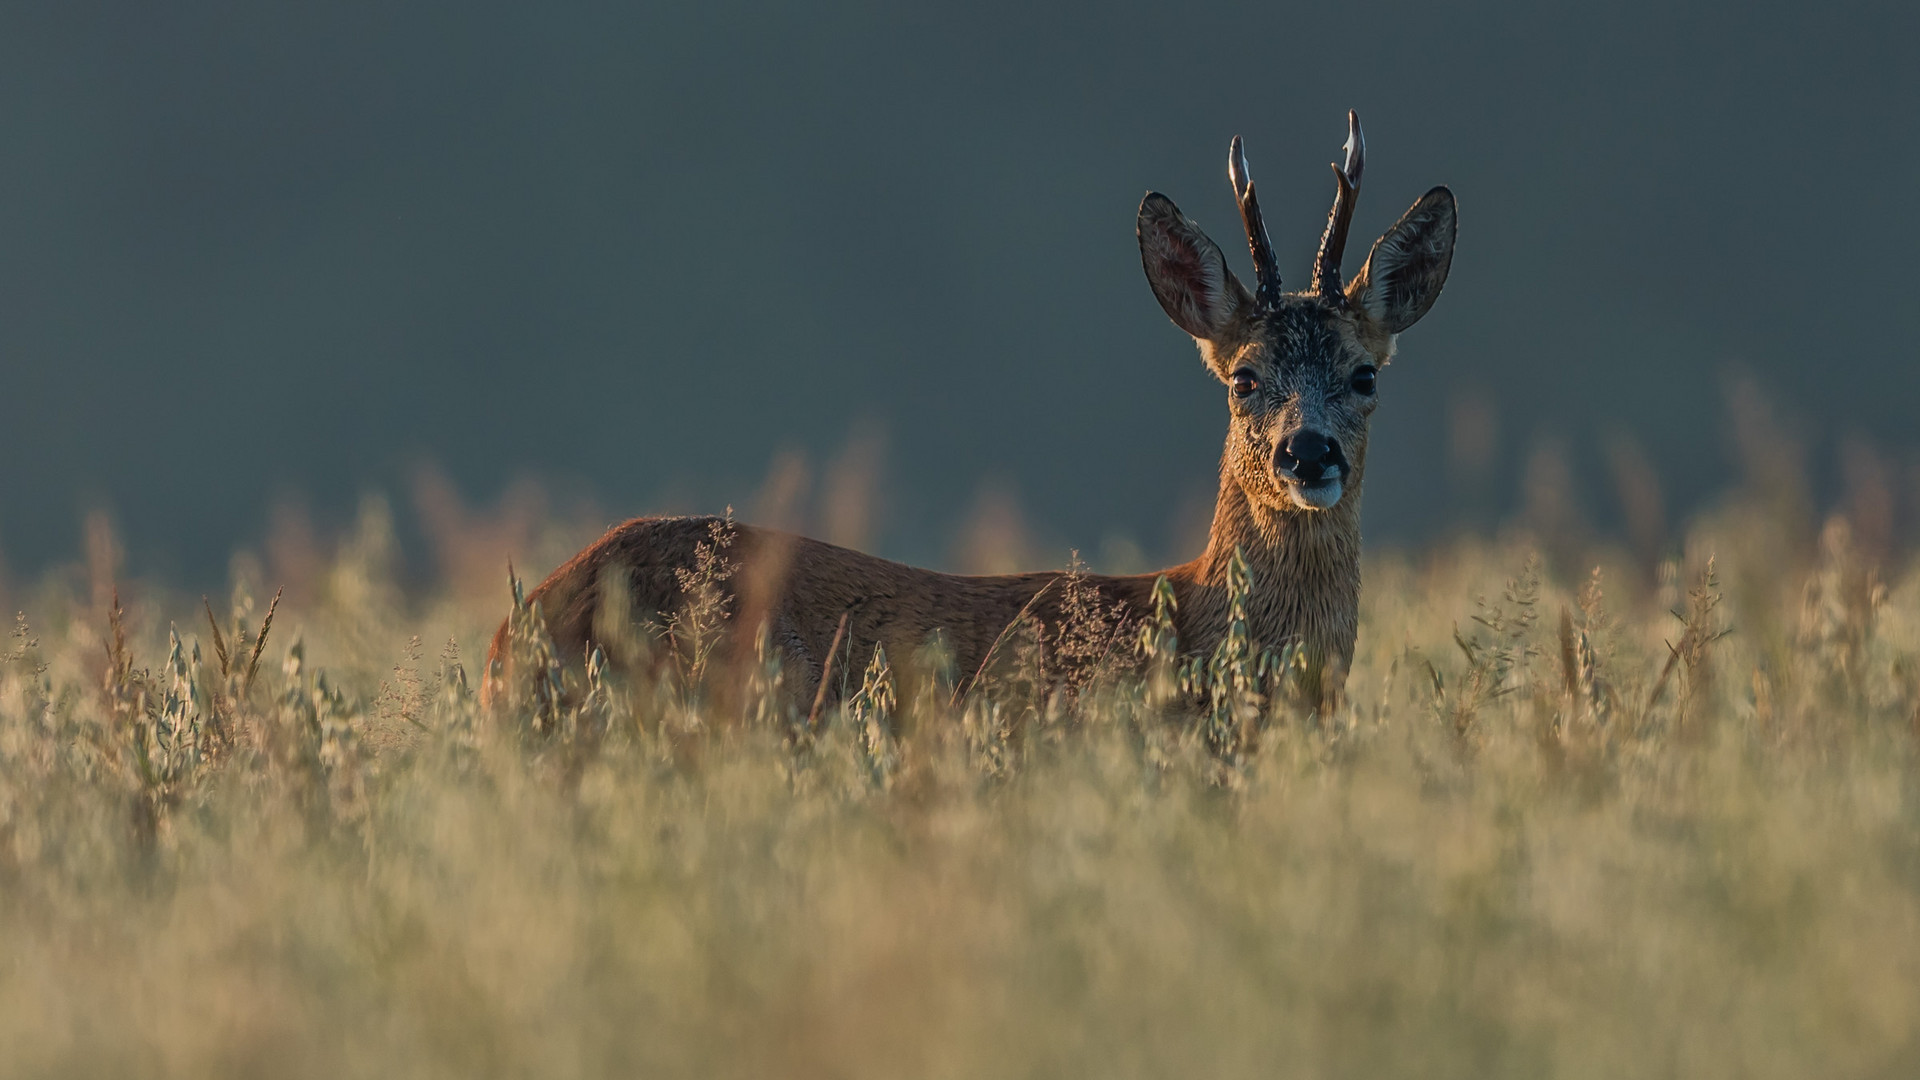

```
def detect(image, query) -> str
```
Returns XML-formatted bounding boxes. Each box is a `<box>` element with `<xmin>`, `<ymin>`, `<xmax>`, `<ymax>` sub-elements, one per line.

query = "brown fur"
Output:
<box><xmin>482</xmin><ymin>128</ymin><xmax>1456</xmax><ymax>712</ymax></box>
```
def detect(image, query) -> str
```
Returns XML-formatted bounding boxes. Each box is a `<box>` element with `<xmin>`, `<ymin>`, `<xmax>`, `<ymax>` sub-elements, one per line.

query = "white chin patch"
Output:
<box><xmin>1287</xmin><ymin>477</ymin><xmax>1344</xmax><ymax>510</ymax></box>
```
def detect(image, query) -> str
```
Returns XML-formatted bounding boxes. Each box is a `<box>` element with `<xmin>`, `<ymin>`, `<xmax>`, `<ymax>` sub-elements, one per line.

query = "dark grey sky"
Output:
<box><xmin>1</xmin><ymin>1</ymin><xmax>1914</xmax><ymax>581</ymax></box>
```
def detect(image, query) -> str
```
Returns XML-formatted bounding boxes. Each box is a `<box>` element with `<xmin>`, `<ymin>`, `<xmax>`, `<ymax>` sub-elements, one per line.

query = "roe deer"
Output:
<box><xmin>483</xmin><ymin>112</ymin><xmax>1456</xmax><ymax>711</ymax></box>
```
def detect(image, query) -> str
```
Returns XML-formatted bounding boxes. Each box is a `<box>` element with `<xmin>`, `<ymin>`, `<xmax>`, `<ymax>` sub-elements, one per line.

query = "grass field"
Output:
<box><xmin>2</xmin><ymin>486</ymin><xmax>1918</xmax><ymax>1078</ymax></box>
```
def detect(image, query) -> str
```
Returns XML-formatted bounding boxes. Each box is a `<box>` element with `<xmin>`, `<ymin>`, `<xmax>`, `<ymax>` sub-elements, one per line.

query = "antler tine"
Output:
<box><xmin>1312</xmin><ymin>109</ymin><xmax>1366</xmax><ymax>303</ymax></box>
<box><xmin>1228</xmin><ymin>135</ymin><xmax>1283</xmax><ymax>310</ymax></box>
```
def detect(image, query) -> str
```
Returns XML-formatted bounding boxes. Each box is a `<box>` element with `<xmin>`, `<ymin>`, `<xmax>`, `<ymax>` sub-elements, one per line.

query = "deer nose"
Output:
<box><xmin>1276</xmin><ymin>430</ymin><xmax>1343</xmax><ymax>481</ymax></box>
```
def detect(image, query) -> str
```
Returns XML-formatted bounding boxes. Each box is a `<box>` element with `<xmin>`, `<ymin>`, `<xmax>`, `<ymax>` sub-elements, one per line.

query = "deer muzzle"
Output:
<box><xmin>1275</xmin><ymin>430</ymin><xmax>1349</xmax><ymax>510</ymax></box>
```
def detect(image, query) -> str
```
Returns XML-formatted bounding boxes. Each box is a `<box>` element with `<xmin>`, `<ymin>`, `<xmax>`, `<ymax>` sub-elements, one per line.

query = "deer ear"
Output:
<box><xmin>1137</xmin><ymin>193</ymin><xmax>1251</xmax><ymax>345</ymax></box>
<box><xmin>1348</xmin><ymin>186</ymin><xmax>1456</xmax><ymax>334</ymax></box>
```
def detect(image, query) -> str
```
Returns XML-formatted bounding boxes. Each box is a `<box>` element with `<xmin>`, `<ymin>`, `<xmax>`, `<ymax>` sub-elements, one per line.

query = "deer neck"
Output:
<box><xmin>1171</xmin><ymin>464</ymin><xmax>1363</xmax><ymax>667</ymax></box>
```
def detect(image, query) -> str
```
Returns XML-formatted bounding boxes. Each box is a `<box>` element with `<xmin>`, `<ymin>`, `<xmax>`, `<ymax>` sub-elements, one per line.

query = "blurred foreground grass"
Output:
<box><xmin>2</xmin><ymin>491</ymin><xmax>1918</xmax><ymax>1079</ymax></box>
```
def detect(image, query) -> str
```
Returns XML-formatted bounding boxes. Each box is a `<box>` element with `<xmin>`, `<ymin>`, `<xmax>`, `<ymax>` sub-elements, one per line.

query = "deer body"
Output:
<box><xmin>483</xmin><ymin>479</ymin><xmax>1359</xmax><ymax>708</ymax></box>
<box><xmin>482</xmin><ymin>114</ymin><xmax>1454</xmax><ymax>710</ymax></box>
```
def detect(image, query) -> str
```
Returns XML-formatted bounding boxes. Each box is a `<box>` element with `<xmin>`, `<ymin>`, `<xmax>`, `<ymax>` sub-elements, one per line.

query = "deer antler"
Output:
<box><xmin>1228</xmin><ymin>135</ymin><xmax>1283</xmax><ymax>311</ymax></box>
<box><xmin>1312</xmin><ymin>110</ymin><xmax>1365</xmax><ymax>303</ymax></box>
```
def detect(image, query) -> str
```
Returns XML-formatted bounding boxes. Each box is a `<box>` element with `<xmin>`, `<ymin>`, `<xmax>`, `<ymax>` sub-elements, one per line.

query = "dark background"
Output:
<box><xmin>1</xmin><ymin>0</ymin><xmax>1914</xmax><ymax>584</ymax></box>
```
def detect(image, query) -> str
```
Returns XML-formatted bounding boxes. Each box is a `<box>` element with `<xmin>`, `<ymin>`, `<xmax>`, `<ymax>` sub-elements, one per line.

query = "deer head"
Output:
<box><xmin>1138</xmin><ymin>112</ymin><xmax>1456</xmax><ymax>514</ymax></box>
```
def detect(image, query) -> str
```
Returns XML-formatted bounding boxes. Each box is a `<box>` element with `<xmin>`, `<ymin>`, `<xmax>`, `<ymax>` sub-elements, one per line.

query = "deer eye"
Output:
<box><xmin>1349</xmin><ymin>366</ymin><xmax>1377</xmax><ymax>396</ymax></box>
<box><xmin>1230</xmin><ymin>370</ymin><xmax>1258</xmax><ymax>397</ymax></box>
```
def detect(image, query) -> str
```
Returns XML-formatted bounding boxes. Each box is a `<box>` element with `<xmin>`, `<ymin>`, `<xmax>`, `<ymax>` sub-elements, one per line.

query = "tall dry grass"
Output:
<box><xmin>1</xmin><ymin>481</ymin><xmax>1918</xmax><ymax>1079</ymax></box>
